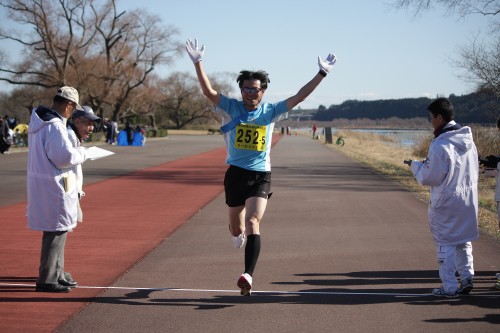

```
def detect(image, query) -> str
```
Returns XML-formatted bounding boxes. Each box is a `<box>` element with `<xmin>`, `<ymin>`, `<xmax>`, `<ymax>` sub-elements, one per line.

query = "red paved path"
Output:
<box><xmin>0</xmin><ymin>147</ymin><xmax>227</xmax><ymax>332</ymax></box>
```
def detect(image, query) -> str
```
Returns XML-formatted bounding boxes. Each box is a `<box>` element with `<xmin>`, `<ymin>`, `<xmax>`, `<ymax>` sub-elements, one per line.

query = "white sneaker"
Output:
<box><xmin>237</xmin><ymin>273</ymin><xmax>252</xmax><ymax>296</ymax></box>
<box><xmin>232</xmin><ymin>233</ymin><xmax>246</xmax><ymax>248</ymax></box>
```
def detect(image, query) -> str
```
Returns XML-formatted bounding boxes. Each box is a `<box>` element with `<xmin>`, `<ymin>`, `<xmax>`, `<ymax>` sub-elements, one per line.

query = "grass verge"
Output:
<box><xmin>325</xmin><ymin>130</ymin><xmax>499</xmax><ymax>240</ymax></box>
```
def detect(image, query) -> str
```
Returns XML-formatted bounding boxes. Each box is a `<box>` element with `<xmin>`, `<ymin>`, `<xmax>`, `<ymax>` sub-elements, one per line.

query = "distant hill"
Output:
<box><xmin>313</xmin><ymin>92</ymin><xmax>499</xmax><ymax>125</ymax></box>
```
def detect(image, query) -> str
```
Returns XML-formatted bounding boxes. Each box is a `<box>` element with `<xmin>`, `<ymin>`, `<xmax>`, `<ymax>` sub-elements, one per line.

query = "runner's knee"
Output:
<box><xmin>229</xmin><ymin>224</ymin><xmax>244</xmax><ymax>237</ymax></box>
<box><xmin>246</xmin><ymin>215</ymin><xmax>261</xmax><ymax>231</ymax></box>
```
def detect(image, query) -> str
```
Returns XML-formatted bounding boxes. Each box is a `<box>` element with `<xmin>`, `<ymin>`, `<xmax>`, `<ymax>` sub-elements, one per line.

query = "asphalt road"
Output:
<box><xmin>0</xmin><ymin>134</ymin><xmax>498</xmax><ymax>333</ymax></box>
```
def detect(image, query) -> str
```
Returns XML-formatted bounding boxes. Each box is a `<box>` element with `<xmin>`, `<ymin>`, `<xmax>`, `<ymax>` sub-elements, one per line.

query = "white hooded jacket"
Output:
<box><xmin>67</xmin><ymin>125</ymin><xmax>84</xmax><ymax>198</ymax></box>
<box><xmin>67</xmin><ymin>124</ymin><xmax>85</xmax><ymax>223</ymax></box>
<box><xmin>27</xmin><ymin>106</ymin><xmax>87</xmax><ymax>231</ymax></box>
<box><xmin>410</xmin><ymin>122</ymin><xmax>479</xmax><ymax>245</ymax></box>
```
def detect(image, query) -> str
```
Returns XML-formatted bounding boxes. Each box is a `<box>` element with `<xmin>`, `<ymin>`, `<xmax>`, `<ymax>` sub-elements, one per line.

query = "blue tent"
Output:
<box><xmin>117</xmin><ymin>130</ymin><xmax>145</xmax><ymax>146</ymax></box>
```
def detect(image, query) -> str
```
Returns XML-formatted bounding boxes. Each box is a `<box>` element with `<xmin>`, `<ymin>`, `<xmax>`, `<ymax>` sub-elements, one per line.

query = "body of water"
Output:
<box><xmin>294</xmin><ymin>127</ymin><xmax>430</xmax><ymax>148</ymax></box>
<box><xmin>349</xmin><ymin>128</ymin><xmax>429</xmax><ymax>148</ymax></box>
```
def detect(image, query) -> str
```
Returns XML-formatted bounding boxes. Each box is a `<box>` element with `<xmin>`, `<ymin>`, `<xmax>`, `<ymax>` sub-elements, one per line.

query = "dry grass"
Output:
<box><xmin>326</xmin><ymin>130</ymin><xmax>499</xmax><ymax>240</ymax></box>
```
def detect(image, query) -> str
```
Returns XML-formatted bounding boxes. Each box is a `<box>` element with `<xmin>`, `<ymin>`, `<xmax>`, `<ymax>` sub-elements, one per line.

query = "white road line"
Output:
<box><xmin>1</xmin><ymin>283</ymin><xmax>499</xmax><ymax>297</ymax></box>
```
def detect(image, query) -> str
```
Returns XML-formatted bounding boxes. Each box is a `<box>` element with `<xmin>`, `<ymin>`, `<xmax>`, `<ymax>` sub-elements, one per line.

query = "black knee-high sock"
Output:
<box><xmin>244</xmin><ymin>234</ymin><xmax>261</xmax><ymax>276</ymax></box>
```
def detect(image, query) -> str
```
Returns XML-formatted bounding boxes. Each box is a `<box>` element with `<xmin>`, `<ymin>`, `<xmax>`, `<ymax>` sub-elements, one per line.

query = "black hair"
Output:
<box><xmin>427</xmin><ymin>97</ymin><xmax>454</xmax><ymax>122</ymax></box>
<box><xmin>236</xmin><ymin>70</ymin><xmax>270</xmax><ymax>90</ymax></box>
<box><xmin>497</xmin><ymin>116</ymin><xmax>500</xmax><ymax>129</ymax></box>
<box><xmin>53</xmin><ymin>95</ymin><xmax>69</xmax><ymax>105</ymax></box>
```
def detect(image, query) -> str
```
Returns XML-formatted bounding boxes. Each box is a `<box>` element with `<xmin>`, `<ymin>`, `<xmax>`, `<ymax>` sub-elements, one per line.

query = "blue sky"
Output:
<box><xmin>120</xmin><ymin>0</ymin><xmax>492</xmax><ymax>109</ymax></box>
<box><xmin>1</xmin><ymin>0</ymin><xmax>494</xmax><ymax>109</ymax></box>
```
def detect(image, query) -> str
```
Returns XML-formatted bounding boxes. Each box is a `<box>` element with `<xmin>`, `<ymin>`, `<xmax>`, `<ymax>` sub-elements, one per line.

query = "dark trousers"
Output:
<box><xmin>37</xmin><ymin>231</ymin><xmax>68</xmax><ymax>284</ymax></box>
<box><xmin>0</xmin><ymin>137</ymin><xmax>11</xmax><ymax>153</ymax></box>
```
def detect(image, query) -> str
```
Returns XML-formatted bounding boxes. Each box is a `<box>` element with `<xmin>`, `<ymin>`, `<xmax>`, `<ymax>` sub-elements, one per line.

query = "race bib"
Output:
<box><xmin>235</xmin><ymin>123</ymin><xmax>267</xmax><ymax>151</ymax></box>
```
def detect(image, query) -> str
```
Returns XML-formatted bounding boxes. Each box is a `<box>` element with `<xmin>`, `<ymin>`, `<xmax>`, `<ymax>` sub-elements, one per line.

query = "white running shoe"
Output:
<box><xmin>237</xmin><ymin>273</ymin><xmax>252</xmax><ymax>296</ymax></box>
<box><xmin>232</xmin><ymin>233</ymin><xmax>246</xmax><ymax>248</ymax></box>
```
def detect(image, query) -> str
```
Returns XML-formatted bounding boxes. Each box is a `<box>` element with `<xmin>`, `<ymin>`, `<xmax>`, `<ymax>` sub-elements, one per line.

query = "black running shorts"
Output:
<box><xmin>224</xmin><ymin>165</ymin><xmax>272</xmax><ymax>207</ymax></box>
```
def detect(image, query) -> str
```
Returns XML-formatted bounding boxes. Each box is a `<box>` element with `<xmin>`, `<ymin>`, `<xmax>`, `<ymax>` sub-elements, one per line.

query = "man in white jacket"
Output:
<box><xmin>408</xmin><ymin>97</ymin><xmax>479</xmax><ymax>298</ymax></box>
<box><xmin>27</xmin><ymin>86</ymin><xmax>88</xmax><ymax>293</ymax></box>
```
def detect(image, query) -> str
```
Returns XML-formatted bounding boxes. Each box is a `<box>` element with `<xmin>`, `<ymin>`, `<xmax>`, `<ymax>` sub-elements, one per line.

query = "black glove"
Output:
<box><xmin>479</xmin><ymin>155</ymin><xmax>500</xmax><ymax>168</ymax></box>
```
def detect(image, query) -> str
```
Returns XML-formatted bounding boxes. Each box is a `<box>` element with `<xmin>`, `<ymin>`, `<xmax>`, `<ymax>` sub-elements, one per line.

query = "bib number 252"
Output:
<box><xmin>235</xmin><ymin>124</ymin><xmax>267</xmax><ymax>151</ymax></box>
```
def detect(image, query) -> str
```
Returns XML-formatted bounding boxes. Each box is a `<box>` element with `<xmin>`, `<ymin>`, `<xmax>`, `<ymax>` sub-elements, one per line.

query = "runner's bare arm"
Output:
<box><xmin>285</xmin><ymin>53</ymin><xmax>337</xmax><ymax>111</ymax></box>
<box><xmin>194</xmin><ymin>61</ymin><xmax>220</xmax><ymax>105</ymax></box>
<box><xmin>285</xmin><ymin>74</ymin><xmax>324</xmax><ymax>111</ymax></box>
<box><xmin>186</xmin><ymin>38</ymin><xmax>221</xmax><ymax>106</ymax></box>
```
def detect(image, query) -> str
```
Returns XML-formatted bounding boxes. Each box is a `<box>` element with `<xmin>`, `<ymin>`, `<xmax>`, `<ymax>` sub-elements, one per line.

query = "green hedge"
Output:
<box><xmin>145</xmin><ymin>129</ymin><xmax>168</xmax><ymax>138</ymax></box>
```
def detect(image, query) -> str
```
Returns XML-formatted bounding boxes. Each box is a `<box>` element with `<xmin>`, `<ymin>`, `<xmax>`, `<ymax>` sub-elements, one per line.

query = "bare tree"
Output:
<box><xmin>392</xmin><ymin>0</ymin><xmax>500</xmax><ymax>17</ymax></box>
<box><xmin>0</xmin><ymin>0</ymin><xmax>182</xmax><ymax>120</ymax></box>
<box><xmin>0</xmin><ymin>0</ymin><xmax>93</xmax><ymax>87</ymax></box>
<box><xmin>115</xmin><ymin>75</ymin><xmax>163</xmax><ymax>128</ymax></box>
<box><xmin>455</xmin><ymin>34</ymin><xmax>500</xmax><ymax>96</ymax></box>
<box><xmin>392</xmin><ymin>0</ymin><xmax>500</xmax><ymax>97</ymax></box>
<box><xmin>0</xmin><ymin>85</ymin><xmax>50</xmax><ymax>124</ymax></box>
<box><xmin>157</xmin><ymin>72</ymin><xmax>217</xmax><ymax>129</ymax></box>
<box><xmin>84</xmin><ymin>1</ymin><xmax>182</xmax><ymax>121</ymax></box>
<box><xmin>155</xmin><ymin>72</ymin><xmax>235</xmax><ymax>129</ymax></box>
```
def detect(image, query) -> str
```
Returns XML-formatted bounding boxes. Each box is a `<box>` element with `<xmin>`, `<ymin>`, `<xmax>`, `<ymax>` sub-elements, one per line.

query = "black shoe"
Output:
<box><xmin>458</xmin><ymin>279</ymin><xmax>473</xmax><ymax>294</ymax></box>
<box><xmin>58</xmin><ymin>279</ymin><xmax>78</xmax><ymax>287</ymax></box>
<box><xmin>35</xmin><ymin>283</ymin><xmax>70</xmax><ymax>293</ymax></box>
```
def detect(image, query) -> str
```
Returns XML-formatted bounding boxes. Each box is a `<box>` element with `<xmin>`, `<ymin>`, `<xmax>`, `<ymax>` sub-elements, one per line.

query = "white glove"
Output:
<box><xmin>185</xmin><ymin>38</ymin><xmax>205</xmax><ymax>64</ymax></box>
<box><xmin>318</xmin><ymin>53</ymin><xmax>337</xmax><ymax>75</ymax></box>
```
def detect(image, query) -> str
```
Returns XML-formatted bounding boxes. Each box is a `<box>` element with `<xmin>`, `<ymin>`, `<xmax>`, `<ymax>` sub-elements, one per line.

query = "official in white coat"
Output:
<box><xmin>408</xmin><ymin>97</ymin><xmax>478</xmax><ymax>298</ymax></box>
<box><xmin>27</xmin><ymin>87</ymin><xmax>88</xmax><ymax>293</ymax></box>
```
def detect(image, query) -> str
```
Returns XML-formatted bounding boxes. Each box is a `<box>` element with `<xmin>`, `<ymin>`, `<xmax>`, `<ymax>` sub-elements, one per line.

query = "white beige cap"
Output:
<box><xmin>56</xmin><ymin>86</ymin><xmax>84</xmax><ymax>111</ymax></box>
